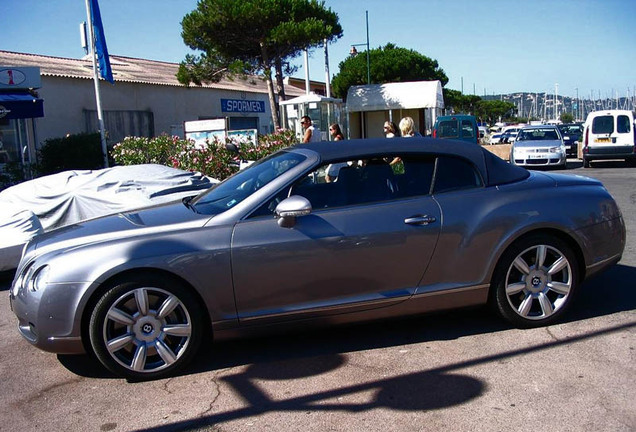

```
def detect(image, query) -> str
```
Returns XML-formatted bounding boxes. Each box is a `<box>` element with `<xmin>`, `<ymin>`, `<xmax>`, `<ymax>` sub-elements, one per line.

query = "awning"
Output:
<box><xmin>0</xmin><ymin>91</ymin><xmax>44</xmax><ymax>119</ymax></box>
<box><xmin>346</xmin><ymin>80</ymin><xmax>444</xmax><ymax>113</ymax></box>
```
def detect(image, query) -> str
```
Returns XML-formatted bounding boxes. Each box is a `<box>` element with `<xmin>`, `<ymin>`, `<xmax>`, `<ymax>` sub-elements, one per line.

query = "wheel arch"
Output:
<box><xmin>488</xmin><ymin>227</ymin><xmax>586</xmax><ymax>299</ymax></box>
<box><xmin>79</xmin><ymin>267</ymin><xmax>213</xmax><ymax>355</ymax></box>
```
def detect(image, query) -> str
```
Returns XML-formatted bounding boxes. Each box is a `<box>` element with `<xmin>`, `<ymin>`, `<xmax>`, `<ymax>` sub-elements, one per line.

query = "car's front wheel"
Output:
<box><xmin>491</xmin><ymin>234</ymin><xmax>579</xmax><ymax>328</ymax></box>
<box><xmin>89</xmin><ymin>274</ymin><xmax>204</xmax><ymax>380</ymax></box>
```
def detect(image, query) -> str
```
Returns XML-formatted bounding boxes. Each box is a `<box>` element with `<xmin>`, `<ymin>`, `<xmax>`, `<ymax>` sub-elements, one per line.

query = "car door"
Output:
<box><xmin>230</xmin><ymin>158</ymin><xmax>442</xmax><ymax>325</ymax></box>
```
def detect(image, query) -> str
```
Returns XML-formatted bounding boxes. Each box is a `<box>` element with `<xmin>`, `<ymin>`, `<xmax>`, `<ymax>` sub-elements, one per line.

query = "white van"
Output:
<box><xmin>582</xmin><ymin>110</ymin><xmax>636</xmax><ymax>167</ymax></box>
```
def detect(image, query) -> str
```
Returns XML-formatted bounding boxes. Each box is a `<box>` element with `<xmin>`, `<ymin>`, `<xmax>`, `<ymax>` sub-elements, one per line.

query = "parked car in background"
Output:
<box><xmin>432</xmin><ymin>114</ymin><xmax>479</xmax><ymax>144</ymax></box>
<box><xmin>0</xmin><ymin>164</ymin><xmax>216</xmax><ymax>271</ymax></box>
<box><xmin>478</xmin><ymin>126</ymin><xmax>489</xmax><ymax>144</ymax></box>
<box><xmin>10</xmin><ymin>138</ymin><xmax>625</xmax><ymax>380</ymax></box>
<box><xmin>510</xmin><ymin>125</ymin><xmax>567</xmax><ymax>169</ymax></box>
<box><xmin>558</xmin><ymin>123</ymin><xmax>583</xmax><ymax>158</ymax></box>
<box><xmin>500</xmin><ymin>130</ymin><xmax>519</xmax><ymax>144</ymax></box>
<box><xmin>582</xmin><ymin>110</ymin><xmax>636</xmax><ymax>168</ymax></box>
<box><xmin>488</xmin><ymin>132</ymin><xmax>503</xmax><ymax>144</ymax></box>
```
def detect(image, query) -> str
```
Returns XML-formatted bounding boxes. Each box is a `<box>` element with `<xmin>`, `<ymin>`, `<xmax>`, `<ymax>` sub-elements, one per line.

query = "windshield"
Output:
<box><xmin>191</xmin><ymin>150</ymin><xmax>306</xmax><ymax>215</ymax></box>
<box><xmin>517</xmin><ymin>128</ymin><xmax>560</xmax><ymax>141</ymax></box>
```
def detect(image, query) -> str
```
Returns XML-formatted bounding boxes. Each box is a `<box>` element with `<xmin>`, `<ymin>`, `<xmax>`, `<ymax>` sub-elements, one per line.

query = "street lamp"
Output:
<box><xmin>349</xmin><ymin>10</ymin><xmax>370</xmax><ymax>85</ymax></box>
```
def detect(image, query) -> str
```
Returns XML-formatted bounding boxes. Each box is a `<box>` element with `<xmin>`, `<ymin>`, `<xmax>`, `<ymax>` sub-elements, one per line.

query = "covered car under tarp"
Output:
<box><xmin>0</xmin><ymin>164</ymin><xmax>216</xmax><ymax>271</ymax></box>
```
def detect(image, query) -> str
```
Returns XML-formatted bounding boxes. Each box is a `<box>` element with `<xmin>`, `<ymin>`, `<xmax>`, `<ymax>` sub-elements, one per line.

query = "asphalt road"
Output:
<box><xmin>0</xmin><ymin>160</ymin><xmax>634</xmax><ymax>432</ymax></box>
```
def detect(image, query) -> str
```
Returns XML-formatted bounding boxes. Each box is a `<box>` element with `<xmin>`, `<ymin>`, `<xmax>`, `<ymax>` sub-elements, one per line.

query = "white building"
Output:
<box><xmin>0</xmin><ymin>50</ymin><xmax>305</xmax><ymax>171</ymax></box>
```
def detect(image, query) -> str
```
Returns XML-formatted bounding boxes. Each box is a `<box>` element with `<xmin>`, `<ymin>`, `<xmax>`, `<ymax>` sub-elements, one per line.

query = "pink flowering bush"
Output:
<box><xmin>111</xmin><ymin>129</ymin><xmax>296</xmax><ymax>181</ymax></box>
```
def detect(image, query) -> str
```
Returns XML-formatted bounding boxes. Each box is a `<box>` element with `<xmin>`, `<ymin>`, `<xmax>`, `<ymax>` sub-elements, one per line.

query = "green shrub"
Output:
<box><xmin>111</xmin><ymin>129</ymin><xmax>296</xmax><ymax>181</ymax></box>
<box><xmin>37</xmin><ymin>133</ymin><xmax>108</xmax><ymax>176</ymax></box>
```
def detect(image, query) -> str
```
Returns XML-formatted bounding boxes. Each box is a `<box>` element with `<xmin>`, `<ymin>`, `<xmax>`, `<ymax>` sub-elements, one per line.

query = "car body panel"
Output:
<box><xmin>511</xmin><ymin>126</ymin><xmax>567</xmax><ymax>167</ymax></box>
<box><xmin>583</xmin><ymin>110</ymin><xmax>636</xmax><ymax>163</ymax></box>
<box><xmin>9</xmin><ymin>137</ymin><xmax>626</xmax><ymax>359</ymax></box>
<box><xmin>558</xmin><ymin>123</ymin><xmax>583</xmax><ymax>157</ymax></box>
<box><xmin>231</xmin><ymin>196</ymin><xmax>441</xmax><ymax>324</ymax></box>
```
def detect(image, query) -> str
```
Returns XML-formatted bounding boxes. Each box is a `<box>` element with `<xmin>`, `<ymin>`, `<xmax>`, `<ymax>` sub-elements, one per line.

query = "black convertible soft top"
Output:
<box><xmin>295</xmin><ymin>137</ymin><xmax>529</xmax><ymax>187</ymax></box>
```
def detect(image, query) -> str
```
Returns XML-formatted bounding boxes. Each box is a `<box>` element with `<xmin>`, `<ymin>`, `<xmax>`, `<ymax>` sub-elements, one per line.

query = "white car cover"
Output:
<box><xmin>0</xmin><ymin>164</ymin><xmax>216</xmax><ymax>271</ymax></box>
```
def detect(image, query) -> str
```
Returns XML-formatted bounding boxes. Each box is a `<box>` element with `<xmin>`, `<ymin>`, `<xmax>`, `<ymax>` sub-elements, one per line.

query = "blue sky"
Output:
<box><xmin>2</xmin><ymin>0</ymin><xmax>635</xmax><ymax>99</ymax></box>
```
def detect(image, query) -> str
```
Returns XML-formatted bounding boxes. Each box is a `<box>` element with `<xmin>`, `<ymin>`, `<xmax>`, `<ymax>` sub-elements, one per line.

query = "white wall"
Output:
<box><xmin>34</xmin><ymin>76</ymin><xmax>274</xmax><ymax>147</ymax></box>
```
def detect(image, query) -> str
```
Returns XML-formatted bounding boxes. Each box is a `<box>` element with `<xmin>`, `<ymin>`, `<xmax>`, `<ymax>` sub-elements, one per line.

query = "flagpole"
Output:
<box><xmin>85</xmin><ymin>0</ymin><xmax>109</xmax><ymax>168</ymax></box>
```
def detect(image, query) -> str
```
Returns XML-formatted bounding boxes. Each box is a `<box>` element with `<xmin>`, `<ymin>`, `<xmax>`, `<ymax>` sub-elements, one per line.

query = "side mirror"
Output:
<box><xmin>275</xmin><ymin>195</ymin><xmax>312</xmax><ymax>228</ymax></box>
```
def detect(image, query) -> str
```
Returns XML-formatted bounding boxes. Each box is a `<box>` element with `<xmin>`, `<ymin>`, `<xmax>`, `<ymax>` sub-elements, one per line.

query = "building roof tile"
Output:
<box><xmin>0</xmin><ymin>50</ymin><xmax>305</xmax><ymax>96</ymax></box>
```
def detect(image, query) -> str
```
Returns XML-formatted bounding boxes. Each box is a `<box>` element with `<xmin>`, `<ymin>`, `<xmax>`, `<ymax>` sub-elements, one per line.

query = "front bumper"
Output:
<box><xmin>9</xmin><ymin>280</ymin><xmax>90</xmax><ymax>354</ymax></box>
<box><xmin>513</xmin><ymin>153</ymin><xmax>566</xmax><ymax>167</ymax></box>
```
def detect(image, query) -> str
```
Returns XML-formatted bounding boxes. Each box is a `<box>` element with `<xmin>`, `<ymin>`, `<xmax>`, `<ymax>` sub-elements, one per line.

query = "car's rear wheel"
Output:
<box><xmin>583</xmin><ymin>157</ymin><xmax>591</xmax><ymax>168</ymax></box>
<box><xmin>89</xmin><ymin>274</ymin><xmax>204</xmax><ymax>380</ymax></box>
<box><xmin>491</xmin><ymin>234</ymin><xmax>579</xmax><ymax>328</ymax></box>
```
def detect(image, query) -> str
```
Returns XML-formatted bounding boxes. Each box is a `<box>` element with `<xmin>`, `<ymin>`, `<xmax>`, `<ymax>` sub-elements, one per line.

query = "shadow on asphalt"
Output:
<box><xmin>0</xmin><ymin>270</ymin><xmax>15</xmax><ymax>291</ymax></box>
<box><xmin>57</xmin><ymin>264</ymin><xmax>636</xmax><ymax>385</ymax></box>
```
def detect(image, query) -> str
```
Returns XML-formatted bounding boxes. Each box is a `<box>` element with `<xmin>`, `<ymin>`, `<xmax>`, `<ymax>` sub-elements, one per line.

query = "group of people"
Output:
<box><xmin>300</xmin><ymin>115</ymin><xmax>418</xmax><ymax>143</ymax></box>
<box><xmin>300</xmin><ymin>115</ymin><xmax>344</xmax><ymax>143</ymax></box>
<box><xmin>383</xmin><ymin>116</ymin><xmax>418</xmax><ymax>138</ymax></box>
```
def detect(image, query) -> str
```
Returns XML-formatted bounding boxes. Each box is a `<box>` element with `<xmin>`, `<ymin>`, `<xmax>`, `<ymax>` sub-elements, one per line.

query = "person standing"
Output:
<box><xmin>399</xmin><ymin>117</ymin><xmax>416</xmax><ymax>137</ymax></box>
<box><xmin>301</xmin><ymin>116</ymin><xmax>321</xmax><ymax>143</ymax></box>
<box><xmin>329</xmin><ymin>123</ymin><xmax>344</xmax><ymax>141</ymax></box>
<box><xmin>383</xmin><ymin>121</ymin><xmax>399</xmax><ymax>138</ymax></box>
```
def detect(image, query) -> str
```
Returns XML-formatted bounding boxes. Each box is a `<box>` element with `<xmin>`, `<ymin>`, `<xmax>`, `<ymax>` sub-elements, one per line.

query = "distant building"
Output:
<box><xmin>0</xmin><ymin>50</ymin><xmax>305</xmax><ymax>172</ymax></box>
<box><xmin>283</xmin><ymin>76</ymin><xmax>327</xmax><ymax>96</ymax></box>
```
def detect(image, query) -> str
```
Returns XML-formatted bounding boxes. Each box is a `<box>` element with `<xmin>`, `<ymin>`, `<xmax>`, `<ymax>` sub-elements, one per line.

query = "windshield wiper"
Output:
<box><xmin>182</xmin><ymin>195</ymin><xmax>198</xmax><ymax>213</ymax></box>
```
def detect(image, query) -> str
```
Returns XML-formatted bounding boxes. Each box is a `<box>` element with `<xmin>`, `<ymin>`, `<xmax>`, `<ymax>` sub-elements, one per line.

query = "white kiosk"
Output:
<box><xmin>280</xmin><ymin>93</ymin><xmax>345</xmax><ymax>142</ymax></box>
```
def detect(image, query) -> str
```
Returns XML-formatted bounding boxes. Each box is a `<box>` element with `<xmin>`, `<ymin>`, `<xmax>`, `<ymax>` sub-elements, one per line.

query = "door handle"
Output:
<box><xmin>404</xmin><ymin>215</ymin><xmax>436</xmax><ymax>225</ymax></box>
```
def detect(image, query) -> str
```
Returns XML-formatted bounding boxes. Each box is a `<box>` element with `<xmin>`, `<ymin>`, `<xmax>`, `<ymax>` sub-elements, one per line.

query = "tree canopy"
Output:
<box><xmin>474</xmin><ymin>100</ymin><xmax>517</xmax><ymax>124</ymax></box>
<box><xmin>331</xmin><ymin>43</ymin><xmax>448</xmax><ymax>99</ymax></box>
<box><xmin>179</xmin><ymin>0</ymin><xmax>342</xmax><ymax>127</ymax></box>
<box><xmin>443</xmin><ymin>89</ymin><xmax>481</xmax><ymax>115</ymax></box>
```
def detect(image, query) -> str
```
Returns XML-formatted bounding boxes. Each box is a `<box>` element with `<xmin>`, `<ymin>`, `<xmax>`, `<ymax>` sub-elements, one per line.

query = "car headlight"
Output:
<box><xmin>29</xmin><ymin>265</ymin><xmax>50</xmax><ymax>292</ymax></box>
<box><xmin>549</xmin><ymin>146</ymin><xmax>562</xmax><ymax>153</ymax></box>
<box><xmin>11</xmin><ymin>261</ymin><xmax>34</xmax><ymax>297</ymax></box>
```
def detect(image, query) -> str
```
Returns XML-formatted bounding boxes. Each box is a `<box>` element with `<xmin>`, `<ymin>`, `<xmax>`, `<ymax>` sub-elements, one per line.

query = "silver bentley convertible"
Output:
<box><xmin>9</xmin><ymin>138</ymin><xmax>625</xmax><ymax>380</ymax></box>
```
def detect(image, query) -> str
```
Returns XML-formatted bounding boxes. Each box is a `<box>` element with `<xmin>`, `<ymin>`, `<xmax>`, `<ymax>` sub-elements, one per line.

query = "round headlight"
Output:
<box><xmin>29</xmin><ymin>265</ymin><xmax>50</xmax><ymax>292</ymax></box>
<box><xmin>11</xmin><ymin>262</ymin><xmax>33</xmax><ymax>297</ymax></box>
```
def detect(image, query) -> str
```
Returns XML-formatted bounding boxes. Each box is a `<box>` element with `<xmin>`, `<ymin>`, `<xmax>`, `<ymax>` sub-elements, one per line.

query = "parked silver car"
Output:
<box><xmin>9</xmin><ymin>138</ymin><xmax>625</xmax><ymax>380</ymax></box>
<box><xmin>510</xmin><ymin>125</ymin><xmax>567</xmax><ymax>168</ymax></box>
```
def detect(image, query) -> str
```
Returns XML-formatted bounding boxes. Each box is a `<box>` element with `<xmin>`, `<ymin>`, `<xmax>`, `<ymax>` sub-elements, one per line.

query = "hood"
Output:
<box><xmin>514</xmin><ymin>139</ymin><xmax>563</xmax><ymax>149</ymax></box>
<box><xmin>28</xmin><ymin>200</ymin><xmax>209</xmax><ymax>257</ymax></box>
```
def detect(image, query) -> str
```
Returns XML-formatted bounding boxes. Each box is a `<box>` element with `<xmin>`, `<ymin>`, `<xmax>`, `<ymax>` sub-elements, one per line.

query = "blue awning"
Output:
<box><xmin>0</xmin><ymin>92</ymin><xmax>44</xmax><ymax>119</ymax></box>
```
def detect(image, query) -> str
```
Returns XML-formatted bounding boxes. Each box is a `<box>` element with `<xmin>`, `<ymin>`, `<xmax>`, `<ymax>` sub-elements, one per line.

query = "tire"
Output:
<box><xmin>583</xmin><ymin>157</ymin><xmax>591</xmax><ymax>168</ymax></box>
<box><xmin>490</xmin><ymin>234</ymin><xmax>579</xmax><ymax>328</ymax></box>
<box><xmin>89</xmin><ymin>274</ymin><xmax>204</xmax><ymax>380</ymax></box>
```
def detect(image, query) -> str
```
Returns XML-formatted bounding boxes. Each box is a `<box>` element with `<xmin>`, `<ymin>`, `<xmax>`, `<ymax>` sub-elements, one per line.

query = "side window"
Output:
<box><xmin>617</xmin><ymin>115</ymin><xmax>631</xmax><ymax>133</ymax></box>
<box><xmin>249</xmin><ymin>155</ymin><xmax>439</xmax><ymax>217</ymax></box>
<box><xmin>433</xmin><ymin>156</ymin><xmax>483</xmax><ymax>194</ymax></box>
<box><xmin>592</xmin><ymin>116</ymin><xmax>614</xmax><ymax>134</ymax></box>
<box><xmin>461</xmin><ymin>120</ymin><xmax>475</xmax><ymax>139</ymax></box>
<box><xmin>396</xmin><ymin>156</ymin><xmax>435</xmax><ymax>198</ymax></box>
<box><xmin>438</xmin><ymin>120</ymin><xmax>459</xmax><ymax>138</ymax></box>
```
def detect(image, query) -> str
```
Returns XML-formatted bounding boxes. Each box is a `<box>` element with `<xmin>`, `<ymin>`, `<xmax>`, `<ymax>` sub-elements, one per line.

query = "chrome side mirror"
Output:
<box><xmin>275</xmin><ymin>195</ymin><xmax>312</xmax><ymax>228</ymax></box>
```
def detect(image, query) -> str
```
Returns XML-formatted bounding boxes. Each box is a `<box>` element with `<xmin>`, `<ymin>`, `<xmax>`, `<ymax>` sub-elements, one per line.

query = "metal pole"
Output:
<box><xmin>85</xmin><ymin>0</ymin><xmax>109</xmax><ymax>168</ymax></box>
<box><xmin>324</xmin><ymin>39</ymin><xmax>331</xmax><ymax>98</ymax></box>
<box><xmin>365</xmin><ymin>10</ymin><xmax>370</xmax><ymax>85</ymax></box>
<box><xmin>303</xmin><ymin>49</ymin><xmax>310</xmax><ymax>95</ymax></box>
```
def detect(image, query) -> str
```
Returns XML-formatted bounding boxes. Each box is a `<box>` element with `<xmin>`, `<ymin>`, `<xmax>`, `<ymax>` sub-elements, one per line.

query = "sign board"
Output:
<box><xmin>184</xmin><ymin>118</ymin><xmax>226</xmax><ymax>133</ymax></box>
<box><xmin>228</xmin><ymin>129</ymin><xmax>258</xmax><ymax>145</ymax></box>
<box><xmin>184</xmin><ymin>118</ymin><xmax>227</xmax><ymax>148</ymax></box>
<box><xmin>0</xmin><ymin>67</ymin><xmax>41</xmax><ymax>90</ymax></box>
<box><xmin>221</xmin><ymin>99</ymin><xmax>266</xmax><ymax>113</ymax></box>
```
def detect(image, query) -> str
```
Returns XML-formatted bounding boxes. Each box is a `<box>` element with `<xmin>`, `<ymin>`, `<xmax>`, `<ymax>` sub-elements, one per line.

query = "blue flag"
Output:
<box><xmin>90</xmin><ymin>0</ymin><xmax>114</xmax><ymax>83</ymax></box>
